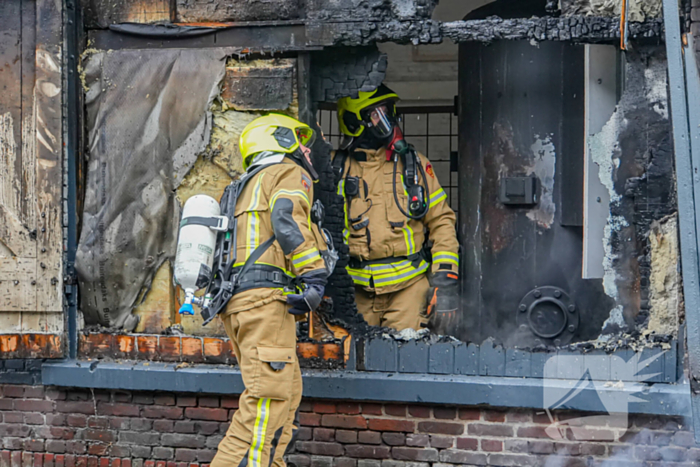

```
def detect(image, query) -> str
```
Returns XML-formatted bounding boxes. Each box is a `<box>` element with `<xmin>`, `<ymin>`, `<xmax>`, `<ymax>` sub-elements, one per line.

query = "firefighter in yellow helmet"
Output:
<box><xmin>333</xmin><ymin>85</ymin><xmax>460</xmax><ymax>332</ymax></box>
<box><xmin>211</xmin><ymin>114</ymin><xmax>331</xmax><ymax>467</ymax></box>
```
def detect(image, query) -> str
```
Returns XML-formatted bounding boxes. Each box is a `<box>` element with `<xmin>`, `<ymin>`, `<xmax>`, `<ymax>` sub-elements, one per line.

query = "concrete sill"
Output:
<box><xmin>42</xmin><ymin>359</ymin><xmax>690</xmax><ymax>416</ymax></box>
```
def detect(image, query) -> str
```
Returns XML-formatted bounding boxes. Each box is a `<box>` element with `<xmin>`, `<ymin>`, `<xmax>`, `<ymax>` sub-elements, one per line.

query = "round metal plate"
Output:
<box><xmin>516</xmin><ymin>286</ymin><xmax>579</xmax><ymax>346</ymax></box>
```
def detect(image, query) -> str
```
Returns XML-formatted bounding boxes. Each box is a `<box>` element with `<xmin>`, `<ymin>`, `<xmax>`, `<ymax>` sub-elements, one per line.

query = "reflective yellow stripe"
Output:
<box><xmin>293</xmin><ymin>248</ymin><xmax>321</xmax><ymax>268</ymax></box>
<box><xmin>433</xmin><ymin>252</ymin><xmax>459</xmax><ymax>266</ymax></box>
<box><xmin>249</xmin><ymin>398</ymin><xmax>271</xmax><ymax>467</ymax></box>
<box><xmin>429</xmin><ymin>188</ymin><xmax>447</xmax><ymax>208</ymax></box>
<box><xmin>339</xmin><ymin>180</ymin><xmax>350</xmax><ymax>245</ymax></box>
<box><xmin>244</xmin><ymin>174</ymin><xmax>266</xmax><ymax>259</ymax></box>
<box><xmin>248</xmin><ymin>173</ymin><xmax>266</xmax><ymax>210</ymax></box>
<box><xmin>337</xmin><ymin>179</ymin><xmax>345</xmax><ymax>196</ymax></box>
<box><xmin>373</xmin><ymin>260</ymin><xmax>429</xmax><ymax>286</ymax></box>
<box><xmin>293</xmin><ymin>248</ymin><xmax>318</xmax><ymax>261</ymax></box>
<box><xmin>270</xmin><ymin>189</ymin><xmax>310</xmax><ymax>210</ymax></box>
<box><xmin>347</xmin><ymin>259</ymin><xmax>429</xmax><ymax>288</ymax></box>
<box><xmin>347</xmin><ymin>267</ymin><xmax>371</xmax><ymax>286</ymax></box>
<box><xmin>402</xmin><ymin>224</ymin><xmax>415</xmax><ymax>255</ymax></box>
<box><xmin>246</xmin><ymin>211</ymin><xmax>260</xmax><ymax>259</ymax></box>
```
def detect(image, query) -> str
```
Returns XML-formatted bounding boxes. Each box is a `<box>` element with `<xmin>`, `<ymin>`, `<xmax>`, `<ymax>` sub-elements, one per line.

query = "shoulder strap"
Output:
<box><xmin>332</xmin><ymin>149</ymin><xmax>349</xmax><ymax>184</ymax></box>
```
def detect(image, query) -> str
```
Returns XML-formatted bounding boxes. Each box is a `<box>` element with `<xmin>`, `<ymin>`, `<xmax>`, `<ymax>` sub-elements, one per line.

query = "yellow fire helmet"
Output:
<box><xmin>239</xmin><ymin>113</ymin><xmax>316</xmax><ymax>170</ymax></box>
<box><xmin>336</xmin><ymin>85</ymin><xmax>400</xmax><ymax>137</ymax></box>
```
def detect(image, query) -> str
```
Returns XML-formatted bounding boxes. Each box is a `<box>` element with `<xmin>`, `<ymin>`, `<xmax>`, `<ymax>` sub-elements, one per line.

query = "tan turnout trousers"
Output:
<box><xmin>211</xmin><ymin>293</ymin><xmax>302</xmax><ymax>467</ymax></box>
<box><xmin>354</xmin><ymin>275</ymin><xmax>431</xmax><ymax>331</ymax></box>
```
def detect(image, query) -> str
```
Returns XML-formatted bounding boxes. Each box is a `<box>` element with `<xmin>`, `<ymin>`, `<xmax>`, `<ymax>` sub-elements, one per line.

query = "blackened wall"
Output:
<box><xmin>458</xmin><ymin>43</ymin><xmax>675</xmax><ymax>346</ymax></box>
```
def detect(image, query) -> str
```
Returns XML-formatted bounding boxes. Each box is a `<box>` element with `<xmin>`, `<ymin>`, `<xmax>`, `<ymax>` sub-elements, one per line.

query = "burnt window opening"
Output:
<box><xmin>65</xmin><ymin>0</ymin><xmax>680</xmax><ymax>379</ymax></box>
<box><xmin>309</xmin><ymin>40</ymin><xmax>677</xmax><ymax>369</ymax></box>
<box><xmin>317</xmin><ymin>106</ymin><xmax>460</xmax><ymax>214</ymax></box>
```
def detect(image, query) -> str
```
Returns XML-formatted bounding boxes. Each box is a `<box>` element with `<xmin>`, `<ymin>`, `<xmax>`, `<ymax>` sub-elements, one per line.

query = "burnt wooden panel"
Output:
<box><xmin>458</xmin><ymin>40</ymin><xmax>612</xmax><ymax>346</ymax></box>
<box><xmin>559</xmin><ymin>45</ymin><xmax>585</xmax><ymax>227</ymax></box>
<box><xmin>34</xmin><ymin>0</ymin><xmax>63</xmax><ymax>326</ymax></box>
<box><xmin>0</xmin><ymin>0</ymin><xmax>32</xmax><ymax>262</ymax></box>
<box><xmin>0</xmin><ymin>0</ymin><xmax>37</xmax><ymax>332</ymax></box>
<box><xmin>81</xmin><ymin>0</ymin><xmax>171</xmax><ymax>29</ymax></box>
<box><xmin>222</xmin><ymin>63</ymin><xmax>295</xmax><ymax>111</ymax></box>
<box><xmin>175</xmin><ymin>0</ymin><xmax>301</xmax><ymax>23</ymax></box>
<box><xmin>0</xmin><ymin>0</ymin><xmax>64</xmax><ymax>351</ymax></box>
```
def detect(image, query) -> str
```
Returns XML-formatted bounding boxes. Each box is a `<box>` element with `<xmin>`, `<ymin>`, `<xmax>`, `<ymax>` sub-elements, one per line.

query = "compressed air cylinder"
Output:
<box><xmin>174</xmin><ymin>195</ymin><xmax>220</xmax><ymax>314</ymax></box>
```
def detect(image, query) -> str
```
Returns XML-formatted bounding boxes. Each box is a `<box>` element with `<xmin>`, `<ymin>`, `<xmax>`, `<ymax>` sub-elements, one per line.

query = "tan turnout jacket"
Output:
<box><xmin>224</xmin><ymin>157</ymin><xmax>327</xmax><ymax>314</ymax></box>
<box><xmin>334</xmin><ymin>146</ymin><xmax>459</xmax><ymax>294</ymax></box>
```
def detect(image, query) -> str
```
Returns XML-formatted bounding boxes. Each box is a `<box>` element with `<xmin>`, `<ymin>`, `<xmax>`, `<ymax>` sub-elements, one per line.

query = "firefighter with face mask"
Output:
<box><xmin>210</xmin><ymin>114</ymin><xmax>329</xmax><ymax>467</ymax></box>
<box><xmin>333</xmin><ymin>85</ymin><xmax>460</xmax><ymax>333</ymax></box>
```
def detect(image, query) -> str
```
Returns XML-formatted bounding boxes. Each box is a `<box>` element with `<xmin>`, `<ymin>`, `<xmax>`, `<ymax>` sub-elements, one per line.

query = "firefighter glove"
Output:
<box><xmin>428</xmin><ymin>271</ymin><xmax>459</xmax><ymax>335</ymax></box>
<box><xmin>287</xmin><ymin>273</ymin><xmax>326</xmax><ymax>315</ymax></box>
<box><xmin>432</xmin><ymin>271</ymin><xmax>459</xmax><ymax>312</ymax></box>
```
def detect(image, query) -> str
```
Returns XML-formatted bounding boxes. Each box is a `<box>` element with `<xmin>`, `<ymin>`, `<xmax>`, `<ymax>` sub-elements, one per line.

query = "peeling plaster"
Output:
<box><xmin>589</xmin><ymin>102</ymin><xmax>629</xmax><ymax>335</ymax></box>
<box><xmin>644</xmin><ymin>65</ymin><xmax>669</xmax><ymax>120</ymax></box>
<box><xmin>527</xmin><ymin>134</ymin><xmax>556</xmax><ymax>229</ymax></box>
<box><xmin>588</xmin><ymin>47</ymin><xmax>673</xmax><ymax>339</ymax></box>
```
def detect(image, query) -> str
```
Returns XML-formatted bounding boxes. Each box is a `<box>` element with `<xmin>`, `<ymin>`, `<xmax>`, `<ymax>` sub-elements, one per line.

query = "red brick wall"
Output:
<box><xmin>0</xmin><ymin>384</ymin><xmax>697</xmax><ymax>467</ymax></box>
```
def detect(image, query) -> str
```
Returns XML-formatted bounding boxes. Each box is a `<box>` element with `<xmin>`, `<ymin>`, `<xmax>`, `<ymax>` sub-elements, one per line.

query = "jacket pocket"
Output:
<box><xmin>251</xmin><ymin>345</ymin><xmax>296</xmax><ymax>400</ymax></box>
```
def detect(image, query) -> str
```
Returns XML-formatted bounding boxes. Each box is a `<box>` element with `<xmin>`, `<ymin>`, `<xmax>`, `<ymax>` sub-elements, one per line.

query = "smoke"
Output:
<box><xmin>542</xmin><ymin>414</ymin><xmax>693</xmax><ymax>467</ymax></box>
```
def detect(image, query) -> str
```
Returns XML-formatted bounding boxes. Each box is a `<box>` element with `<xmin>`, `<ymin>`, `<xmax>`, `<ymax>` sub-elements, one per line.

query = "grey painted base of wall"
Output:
<box><xmin>42</xmin><ymin>359</ymin><xmax>690</xmax><ymax>416</ymax></box>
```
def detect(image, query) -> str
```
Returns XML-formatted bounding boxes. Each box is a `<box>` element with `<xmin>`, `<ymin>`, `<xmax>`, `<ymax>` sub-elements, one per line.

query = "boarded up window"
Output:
<box><xmin>0</xmin><ymin>0</ymin><xmax>64</xmax><ymax>358</ymax></box>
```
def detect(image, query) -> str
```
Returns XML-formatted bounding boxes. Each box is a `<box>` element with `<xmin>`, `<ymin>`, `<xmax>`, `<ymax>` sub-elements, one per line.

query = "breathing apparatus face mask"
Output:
<box><xmin>294</xmin><ymin>127</ymin><xmax>320</xmax><ymax>181</ymax></box>
<box><xmin>362</xmin><ymin>104</ymin><xmax>396</xmax><ymax>141</ymax></box>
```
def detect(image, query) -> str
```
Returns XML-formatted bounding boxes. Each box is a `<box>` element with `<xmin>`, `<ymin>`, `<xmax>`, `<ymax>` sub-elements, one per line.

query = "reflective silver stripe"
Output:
<box><xmin>429</xmin><ymin>188</ymin><xmax>447</xmax><ymax>208</ymax></box>
<box><xmin>368</xmin><ymin>260</ymin><xmax>412</xmax><ymax>273</ymax></box>
<box><xmin>373</xmin><ymin>261</ymin><xmax>429</xmax><ymax>286</ymax></box>
<box><xmin>249</xmin><ymin>398</ymin><xmax>270</xmax><ymax>467</ymax></box>
<box><xmin>433</xmin><ymin>253</ymin><xmax>459</xmax><ymax>264</ymax></box>
<box><xmin>292</xmin><ymin>249</ymin><xmax>321</xmax><ymax>268</ymax></box>
<box><xmin>348</xmin><ymin>270</ymin><xmax>370</xmax><ymax>285</ymax></box>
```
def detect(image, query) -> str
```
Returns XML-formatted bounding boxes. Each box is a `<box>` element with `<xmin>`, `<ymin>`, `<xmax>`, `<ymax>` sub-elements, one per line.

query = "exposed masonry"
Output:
<box><xmin>0</xmin><ymin>385</ymin><xmax>697</xmax><ymax>467</ymax></box>
<box><xmin>76</xmin><ymin>332</ymin><xmax>344</xmax><ymax>369</ymax></box>
<box><xmin>311</xmin><ymin>48</ymin><xmax>388</xmax><ymax>103</ymax></box>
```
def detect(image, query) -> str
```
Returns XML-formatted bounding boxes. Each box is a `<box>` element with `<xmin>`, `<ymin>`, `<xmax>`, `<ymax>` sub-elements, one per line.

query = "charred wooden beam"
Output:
<box><xmin>441</xmin><ymin>17</ymin><xmax>664</xmax><ymax>43</ymax></box>
<box><xmin>86</xmin><ymin>16</ymin><xmax>663</xmax><ymax>53</ymax></box>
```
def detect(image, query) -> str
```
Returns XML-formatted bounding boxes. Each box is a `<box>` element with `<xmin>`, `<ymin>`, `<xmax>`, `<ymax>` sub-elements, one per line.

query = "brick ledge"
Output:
<box><xmin>79</xmin><ymin>332</ymin><xmax>343</xmax><ymax>364</ymax></box>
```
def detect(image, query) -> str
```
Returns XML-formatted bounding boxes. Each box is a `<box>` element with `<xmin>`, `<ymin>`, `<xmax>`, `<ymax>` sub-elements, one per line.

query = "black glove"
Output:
<box><xmin>428</xmin><ymin>271</ymin><xmax>460</xmax><ymax>335</ymax></box>
<box><xmin>287</xmin><ymin>272</ymin><xmax>326</xmax><ymax>315</ymax></box>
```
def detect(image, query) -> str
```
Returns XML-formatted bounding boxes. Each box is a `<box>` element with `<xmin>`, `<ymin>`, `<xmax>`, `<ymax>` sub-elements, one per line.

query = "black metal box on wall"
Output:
<box><xmin>457</xmin><ymin>40</ymin><xmax>613</xmax><ymax>346</ymax></box>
